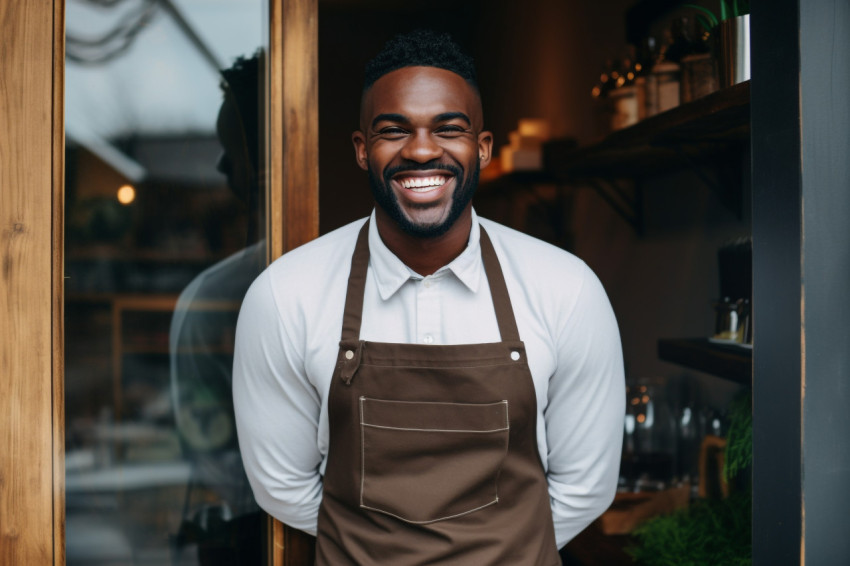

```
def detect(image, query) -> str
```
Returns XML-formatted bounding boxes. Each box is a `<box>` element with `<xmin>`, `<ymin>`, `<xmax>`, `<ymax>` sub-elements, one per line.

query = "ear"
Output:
<box><xmin>477</xmin><ymin>130</ymin><xmax>494</xmax><ymax>170</ymax></box>
<box><xmin>352</xmin><ymin>130</ymin><xmax>369</xmax><ymax>171</ymax></box>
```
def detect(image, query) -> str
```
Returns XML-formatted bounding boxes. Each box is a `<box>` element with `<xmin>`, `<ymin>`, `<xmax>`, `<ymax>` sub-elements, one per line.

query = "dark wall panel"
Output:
<box><xmin>800</xmin><ymin>1</ymin><xmax>850</xmax><ymax>563</ymax></box>
<box><xmin>751</xmin><ymin>0</ymin><xmax>803</xmax><ymax>562</ymax></box>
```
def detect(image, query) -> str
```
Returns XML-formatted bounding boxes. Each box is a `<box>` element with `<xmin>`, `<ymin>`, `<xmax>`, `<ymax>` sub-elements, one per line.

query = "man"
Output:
<box><xmin>170</xmin><ymin>54</ymin><xmax>265</xmax><ymax>565</ymax></box>
<box><xmin>233</xmin><ymin>30</ymin><xmax>624</xmax><ymax>565</ymax></box>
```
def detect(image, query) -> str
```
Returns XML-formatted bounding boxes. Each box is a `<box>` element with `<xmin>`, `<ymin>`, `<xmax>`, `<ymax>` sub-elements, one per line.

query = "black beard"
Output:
<box><xmin>369</xmin><ymin>160</ymin><xmax>480</xmax><ymax>238</ymax></box>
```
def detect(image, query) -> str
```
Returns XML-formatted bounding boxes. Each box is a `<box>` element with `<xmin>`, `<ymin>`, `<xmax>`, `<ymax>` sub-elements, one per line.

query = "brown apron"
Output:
<box><xmin>315</xmin><ymin>221</ymin><xmax>561</xmax><ymax>565</ymax></box>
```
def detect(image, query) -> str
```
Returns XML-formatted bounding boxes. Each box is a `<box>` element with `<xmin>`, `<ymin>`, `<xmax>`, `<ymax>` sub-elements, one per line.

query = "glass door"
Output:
<box><xmin>64</xmin><ymin>1</ymin><xmax>268</xmax><ymax>564</ymax></box>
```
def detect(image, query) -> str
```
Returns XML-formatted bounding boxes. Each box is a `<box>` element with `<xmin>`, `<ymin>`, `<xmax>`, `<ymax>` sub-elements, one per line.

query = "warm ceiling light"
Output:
<box><xmin>117</xmin><ymin>184</ymin><xmax>136</xmax><ymax>205</ymax></box>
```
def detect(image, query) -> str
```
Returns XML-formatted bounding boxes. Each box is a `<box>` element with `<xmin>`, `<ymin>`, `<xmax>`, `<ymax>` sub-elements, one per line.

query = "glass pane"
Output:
<box><xmin>64</xmin><ymin>1</ymin><xmax>267</xmax><ymax>564</ymax></box>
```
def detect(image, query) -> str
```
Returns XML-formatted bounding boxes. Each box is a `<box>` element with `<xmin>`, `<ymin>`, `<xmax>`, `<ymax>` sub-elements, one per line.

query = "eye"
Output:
<box><xmin>377</xmin><ymin>126</ymin><xmax>408</xmax><ymax>138</ymax></box>
<box><xmin>435</xmin><ymin>124</ymin><xmax>466</xmax><ymax>136</ymax></box>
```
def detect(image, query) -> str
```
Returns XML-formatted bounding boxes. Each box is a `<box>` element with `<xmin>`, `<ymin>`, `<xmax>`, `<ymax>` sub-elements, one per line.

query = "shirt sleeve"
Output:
<box><xmin>546</xmin><ymin>263</ymin><xmax>625</xmax><ymax>548</ymax></box>
<box><xmin>232</xmin><ymin>269</ymin><xmax>324</xmax><ymax>534</ymax></box>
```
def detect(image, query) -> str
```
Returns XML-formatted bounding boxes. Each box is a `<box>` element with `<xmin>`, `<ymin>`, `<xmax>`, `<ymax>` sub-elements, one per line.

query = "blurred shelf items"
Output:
<box><xmin>595</xmin><ymin>0</ymin><xmax>750</xmax><ymax>134</ymax></box>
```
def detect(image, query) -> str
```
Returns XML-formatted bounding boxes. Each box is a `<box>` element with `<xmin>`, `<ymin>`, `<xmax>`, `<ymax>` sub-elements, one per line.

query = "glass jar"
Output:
<box><xmin>621</xmin><ymin>377</ymin><xmax>677</xmax><ymax>491</ymax></box>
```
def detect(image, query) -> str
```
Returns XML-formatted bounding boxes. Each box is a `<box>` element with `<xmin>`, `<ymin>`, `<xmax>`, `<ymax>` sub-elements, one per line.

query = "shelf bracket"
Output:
<box><xmin>585</xmin><ymin>177</ymin><xmax>644</xmax><ymax>235</ymax></box>
<box><xmin>667</xmin><ymin>143</ymin><xmax>745</xmax><ymax>218</ymax></box>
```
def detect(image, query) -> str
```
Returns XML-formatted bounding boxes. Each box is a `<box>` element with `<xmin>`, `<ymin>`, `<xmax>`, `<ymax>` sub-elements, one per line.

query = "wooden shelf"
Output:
<box><xmin>67</xmin><ymin>245</ymin><xmax>229</xmax><ymax>264</ymax></box>
<box><xmin>122</xmin><ymin>346</ymin><xmax>234</xmax><ymax>355</ymax></box>
<box><xmin>657</xmin><ymin>338</ymin><xmax>751</xmax><ymax>386</ymax></box>
<box><xmin>478</xmin><ymin>82</ymin><xmax>751</xmax><ymax>234</ymax></box>
<box><xmin>544</xmin><ymin>81</ymin><xmax>750</xmax><ymax>181</ymax></box>
<box><xmin>478</xmin><ymin>170</ymin><xmax>558</xmax><ymax>191</ymax></box>
<box><xmin>67</xmin><ymin>293</ymin><xmax>240</xmax><ymax>312</ymax></box>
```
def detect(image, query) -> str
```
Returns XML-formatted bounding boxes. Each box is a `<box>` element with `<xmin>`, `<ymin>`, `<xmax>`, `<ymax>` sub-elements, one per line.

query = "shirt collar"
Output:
<box><xmin>368</xmin><ymin>209</ymin><xmax>484</xmax><ymax>301</ymax></box>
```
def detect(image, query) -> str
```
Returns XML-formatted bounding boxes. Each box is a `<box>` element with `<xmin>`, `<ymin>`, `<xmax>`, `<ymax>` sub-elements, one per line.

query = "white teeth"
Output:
<box><xmin>399</xmin><ymin>176</ymin><xmax>447</xmax><ymax>190</ymax></box>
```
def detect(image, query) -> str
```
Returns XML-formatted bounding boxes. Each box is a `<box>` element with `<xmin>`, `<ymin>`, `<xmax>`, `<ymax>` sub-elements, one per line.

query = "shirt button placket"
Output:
<box><xmin>417</xmin><ymin>276</ymin><xmax>441</xmax><ymax>345</ymax></box>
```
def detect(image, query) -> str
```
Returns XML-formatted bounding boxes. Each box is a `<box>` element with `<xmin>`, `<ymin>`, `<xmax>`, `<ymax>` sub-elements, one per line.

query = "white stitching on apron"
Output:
<box><xmin>360</xmin><ymin>498</ymin><xmax>501</xmax><ymax>525</ymax></box>
<box><xmin>357</xmin><ymin>397</ymin><xmax>510</xmax><ymax>523</ymax></box>
<box><xmin>362</xmin><ymin>423</ymin><xmax>509</xmax><ymax>433</ymax></box>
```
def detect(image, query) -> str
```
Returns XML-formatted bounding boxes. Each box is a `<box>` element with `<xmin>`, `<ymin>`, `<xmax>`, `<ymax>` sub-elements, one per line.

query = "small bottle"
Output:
<box><xmin>664</xmin><ymin>16</ymin><xmax>697</xmax><ymax>63</ymax></box>
<box><xmin>609</xmin><ymin>52</ymin><xmax>639</xmax><ymax>130</ymax></box>
<box><xmin>679</xmin><ymin>16</ymin><xmax>717</xmax><ymax>102</ymax></box>
<box><xmin>653</xmin><ymin>61</ymin><xmax>681</xmax><ymax>113</ymax></box>
<box><xmin>648</xmin><ymin>27</ymin><xmax>681</xmax><ymax>114</ymax></box>
<box><xmin>633</xmin><ymin>39</ymin><xmax>655</xmax><ymax>120</ymax></box>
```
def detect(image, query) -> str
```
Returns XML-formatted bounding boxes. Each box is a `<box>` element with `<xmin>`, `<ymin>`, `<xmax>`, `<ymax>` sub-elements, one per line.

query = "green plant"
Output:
<box><xmin>628</xmin><ymin>491</ymin><xmax>751</xmax><ymax>566</ymax></box>
<box><xmin>627</xmin><ymin>391</ymin><xmax>753</xmax><ymax>566</ymax></box>
<box><xmin>685</xmin><ymin>1</ymin><xmax>750</xmax><ymax>32</ymax></box>
<box><xmin>723</xmin><ymin>392</ymin><xmax>752</xmax><ymax>482</ymax></box>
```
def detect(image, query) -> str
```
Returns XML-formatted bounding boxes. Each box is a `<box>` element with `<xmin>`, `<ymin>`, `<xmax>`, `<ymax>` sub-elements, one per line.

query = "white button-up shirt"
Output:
<box><xmin>233</xmin><ymin>209</ymin><xmax>625</xmax><ymax>548</ymax></box>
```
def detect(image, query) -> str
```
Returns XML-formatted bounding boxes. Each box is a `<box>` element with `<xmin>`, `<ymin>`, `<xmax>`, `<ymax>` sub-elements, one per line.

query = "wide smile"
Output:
<box><xmin>391</xmin><ymin>171</ymin><xmax>456</xmax><ymax>200</ymax></box>
<box><xmin>398</xmin><ymin>175</ymin><xmax>448</xmax><ymax>192</ymax></box>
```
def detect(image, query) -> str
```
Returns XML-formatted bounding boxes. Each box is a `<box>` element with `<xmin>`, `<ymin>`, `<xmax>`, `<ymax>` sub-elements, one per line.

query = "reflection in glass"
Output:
<box><xmin>64</xmin><ymin>1</ymin><xmax>265</xmax><ymax>564</ymax></box>
<box><xmin>620</xmin><ymin>378</ymin><xmax>676</xmax><ymax>492</ymax></box>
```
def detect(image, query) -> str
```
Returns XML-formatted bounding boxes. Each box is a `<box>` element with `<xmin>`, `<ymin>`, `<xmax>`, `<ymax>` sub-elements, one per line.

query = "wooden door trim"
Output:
<box><xmin>53</xmin><ymin>1</ymin><xmax>67</xmax><ymax>563</ymax></box>
<box><xmin>267</xmin><ymin>0</ymin><xmax>319</xmax><ymax>263</ymax></box>
<box><xmin>0</xmin><ymin>0</ymin><xmax>65</xmax><ymax>563</ymax></box>
<box><xmin>266</xmin><ymin>0</ymin><xmax>319</xmax><ymax>564</ymax></box>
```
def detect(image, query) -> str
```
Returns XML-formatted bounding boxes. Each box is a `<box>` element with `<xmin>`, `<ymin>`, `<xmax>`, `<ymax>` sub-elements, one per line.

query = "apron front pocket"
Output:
<box><xmin>358</xmin><ymin>397</ymin><xmax>510</xmax><ymax>524</ymax></box>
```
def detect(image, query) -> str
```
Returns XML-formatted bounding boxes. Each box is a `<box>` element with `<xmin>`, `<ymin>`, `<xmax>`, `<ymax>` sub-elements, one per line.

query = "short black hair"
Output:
<box><xmin>363</xmin><ymin>29</ymin><xmax>478</xmax><ymax>93</ymax></box>
<box><xmin>220</xmin><ymin>53</ymin><xmax>261</xmax><ymax>173</ymax></box>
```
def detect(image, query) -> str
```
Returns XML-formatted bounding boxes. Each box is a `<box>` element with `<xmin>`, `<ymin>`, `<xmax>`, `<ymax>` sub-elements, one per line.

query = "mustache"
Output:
<box><xmin>383</xmin><ymin>160</ymin><xmax>463</xmax><ymax>181</ymax></box>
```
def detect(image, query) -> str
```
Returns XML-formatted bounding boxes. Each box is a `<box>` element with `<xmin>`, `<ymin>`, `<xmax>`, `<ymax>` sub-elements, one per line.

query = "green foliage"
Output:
<box><xmin>685</xmin><ymin>1</ymin><xmax>750</xmax><ymax>32</ymax></box>
<box><xmin>627</xmin><ymin>391</ymin><xmax>753</xmax><ymax>565</ymax></box>
<box><xmin>730</xmin><ymin>0</ymin><xmax>751</xmax><ymax>19</ymax></box>
<box><xmin>724</xmin><ymin>391</ymin><xmax>753</xmax><ymax>482</ymax></box>
<box><xmin>685</xmin><ymin>4</ymin><xmax>719</xmax><ymax>28</ymax></box>
<box><xmin>627</xmin><ymin>491</ymin><xmax>752</xmax><ymax>566</ymax></box>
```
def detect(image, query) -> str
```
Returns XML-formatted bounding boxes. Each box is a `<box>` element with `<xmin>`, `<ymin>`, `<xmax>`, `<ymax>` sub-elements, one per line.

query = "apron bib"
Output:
<box><xmin>315</xmin><ymin>221</ymin><xmax>560</xmax><ymax>565</ymax></box>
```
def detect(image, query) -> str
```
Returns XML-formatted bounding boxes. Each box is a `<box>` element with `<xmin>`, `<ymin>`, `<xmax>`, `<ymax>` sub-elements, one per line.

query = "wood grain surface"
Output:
<box><xmin>268</xmin><ymin>0</ymin><xmax>319</xmax><ymax>263</ymax></box>
<box><xmin>52</xmin><ymin>1</ymin><xmax>67</xmax><ymax>563</ymax></box>
<box><xmin>0</xmin><ymin>0</ymin><xmax>65</xmax><ymax>564</ymax></box>
<box><xmin>267</xmin><ymin>0</ymin><xmax>319</xmax><ymax>564</ymax></box>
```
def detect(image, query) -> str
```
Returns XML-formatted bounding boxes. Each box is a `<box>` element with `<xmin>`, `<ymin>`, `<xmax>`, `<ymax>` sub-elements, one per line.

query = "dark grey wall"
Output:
<box><xmin>753</xmin><ymin>0</ymin><xmax>850</xmax><ymax>563</ymax></box>
<box><xmin>751</xmin><ymin>0</ymin><xmax>803</xmax><ymax>562</ymax></box>
<box><xmin>800</xmin><ymin>0</ymin><xmax>850</xmax><ymax>563</ymax></box>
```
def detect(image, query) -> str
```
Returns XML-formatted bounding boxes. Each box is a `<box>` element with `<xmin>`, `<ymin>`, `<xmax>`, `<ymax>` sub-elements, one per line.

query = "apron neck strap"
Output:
<box><xmin>340</xmin><ymin>219</ymin><xmax>521</xmax><ymax>343</ymax></box>
<box><xmin>478</xmin><ymin>226</ymin><xmax>521</xmax><ymax>342</ymax></box>
<box><xmin>341</xmin><ymin>220</ymin><xmax>371</xmax><ymax>343</ymax></box>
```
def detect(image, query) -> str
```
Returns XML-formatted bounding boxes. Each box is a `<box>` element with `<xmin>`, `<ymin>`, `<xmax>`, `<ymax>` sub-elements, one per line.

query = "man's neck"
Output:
<box><xmin>374</xmin><ymin>206</ymin><xmax>472</xmax><ymax>277</ymax></box>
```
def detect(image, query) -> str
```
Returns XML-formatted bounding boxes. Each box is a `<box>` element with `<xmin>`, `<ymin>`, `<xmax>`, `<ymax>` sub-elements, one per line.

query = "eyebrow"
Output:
<box><xmin>371</xmin><ymin>111</ymin><xmax>472</xmax><ymax>129</ymax></box>
<box><xmin>434</xmin><ymin>112</ymin><xmax>471</xmax><ymax>126</ymax></box>
<box><xmin>371</xmin><ymin>113</ymin><xmax>410</xmax><ymax>129</ymax></box>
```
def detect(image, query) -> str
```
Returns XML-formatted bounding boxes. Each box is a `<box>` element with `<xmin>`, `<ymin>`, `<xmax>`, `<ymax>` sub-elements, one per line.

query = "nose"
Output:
<box><xmin>216</xmin><ymin>151</ymin><xmax>231</xmax><ymax>176</ymax></box>
<box><xmin>400</xmin><ymin>129</ymin><xmax>443</xmax><ymax>163</ymax></box>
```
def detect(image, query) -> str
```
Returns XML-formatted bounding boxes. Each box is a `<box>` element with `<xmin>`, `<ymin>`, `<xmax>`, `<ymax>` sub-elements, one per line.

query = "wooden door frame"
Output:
<box><xmin>0</xmin><ymin>1</ymin><xmax>65</xmax><ymax>564</ymax></box>
<box><xmin>266</xmin><ymin>0</ymin><xmax>319</xmax><ymax>565</ymax></box>
<box><xmin>0</xmin><ymin>0</ymin><xmax>317</xmax><ymax>564</ymax></box>
<box><xmin>268</xmin><ymin>0</ymin><xmax>319</xmax><ymax>262</ymax></box>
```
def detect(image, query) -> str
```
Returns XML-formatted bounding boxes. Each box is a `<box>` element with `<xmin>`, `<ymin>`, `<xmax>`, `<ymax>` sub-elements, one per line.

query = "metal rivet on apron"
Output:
<box><xmin>511</xmin><ymin>351</ymin><xmax>521</xmax><ymax>361</ymax></box>
<box><xmin>345</xmin><ymin>350</ymin><xmax>354</xmax><ymax>360</ymax></box>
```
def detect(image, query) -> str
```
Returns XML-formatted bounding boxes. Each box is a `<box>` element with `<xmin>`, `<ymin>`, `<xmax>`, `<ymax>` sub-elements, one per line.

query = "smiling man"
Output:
<box><xmin>233</xmin><ymin>30</ymin><xmax>625</xmax><ymax>565</ymax></box>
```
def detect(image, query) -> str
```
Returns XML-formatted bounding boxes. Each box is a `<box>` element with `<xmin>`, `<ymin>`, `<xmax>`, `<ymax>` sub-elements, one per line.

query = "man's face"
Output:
<box><xmin>215</xmin><ymin>91</ymin><xmax>254</xmax><ymax>205</ymax></box>
<box><xmin>353</xmin><ymin>66</ymin><xmax>493</xmax><ymax>238</ymax></box>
